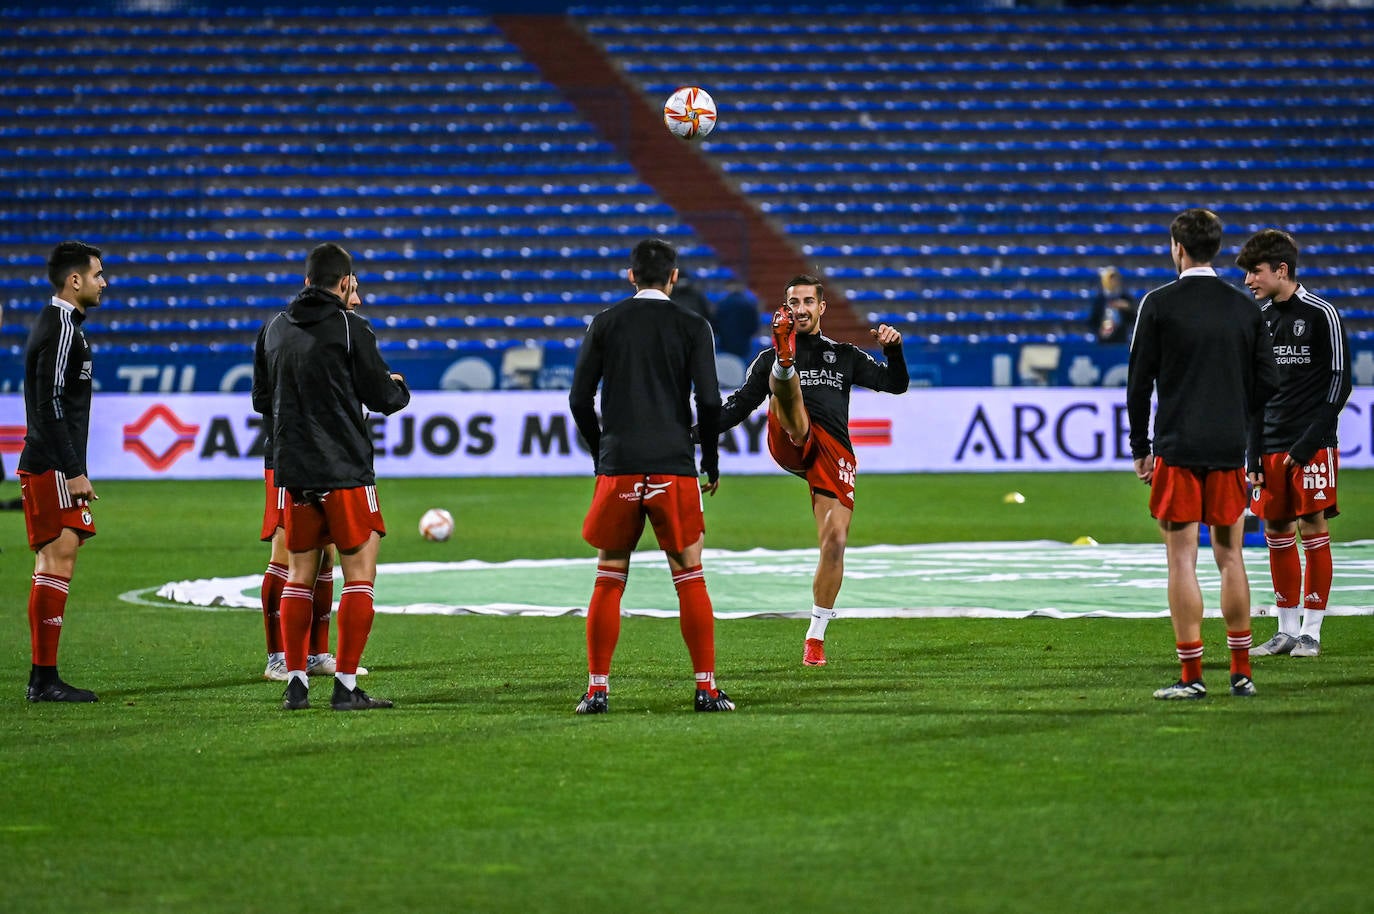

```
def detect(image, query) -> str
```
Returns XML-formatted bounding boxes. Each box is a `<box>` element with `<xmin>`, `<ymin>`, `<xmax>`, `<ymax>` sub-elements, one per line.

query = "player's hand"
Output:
<box><xmin>871</xmin><ymin>323</ymin><xmax>902</xmax><ymax>347</ymax></box>
<box><xmin>67</xmin><ymin>474</ymin><xmax>97</xmax><ymax>502</ymax></box>
<box><xmin>1132</xmin><ymin>457</ymin><xmax>1152</xmax><ymax>484</ymax></box>
<box><xmin>390</xmin><ymin>372</ymin><xmax>405</xmax><ymax>383</ymax></box>
<box><xmin>1282</xmin><ymin>454</ymin><xmax>1298</xmax><ymax>468</ymax></box>
<box><xmin>700</xmin><ymin>477</ymin><xmax>719</xmax><ymax>496</ymax></box>
<box><xmin>1248</xmin><ymin>470</ymin><xmax>1265</xmax><ymax>488</ymax></box>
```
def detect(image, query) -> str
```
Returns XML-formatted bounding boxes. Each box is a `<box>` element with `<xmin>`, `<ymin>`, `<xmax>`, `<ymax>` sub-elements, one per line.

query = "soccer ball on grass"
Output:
<box><xmin>419</xmin><ymin>508</ymin><xmax>454</xmax><ymax>542</ymax></box>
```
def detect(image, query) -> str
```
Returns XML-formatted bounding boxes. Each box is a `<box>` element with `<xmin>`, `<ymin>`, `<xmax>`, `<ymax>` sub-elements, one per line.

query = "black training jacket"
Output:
<box><xmin>1127</xmin><ymin>271</ymin><xmax>1279</xmax><ymax>468</ymax></box>
<box><xmin>252</xmin><ymin>287</ymin><xmax>410</xmax><ymax>490</ymax></box>
<box><xmin>569</xmin><ymin>290</ymin><xmax>722</xmax><ymax>479</ymax></box>
<box><xmin>1248</xmin><ymin>284</ymin><xmax>1352</xmax><ymax>467</ymax></box>
<box><xmin>20</xmin><ymin>297</ymin><xmax>93</xmax><ymax>478</ymax></box>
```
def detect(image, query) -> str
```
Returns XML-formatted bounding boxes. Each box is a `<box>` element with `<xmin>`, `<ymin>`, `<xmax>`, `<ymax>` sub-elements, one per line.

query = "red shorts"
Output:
<box><xmin>18</xmin><ymin>469</ymin><xmax>97</xmax><ymax>551</ymax></box>
<box><xmin>1148</xmin><ymin>458</ymin><xmax>1247</xmax><ymax>526</ymax></box>
<box><xmin>284</xmin><ymin>485</ymin><xmax>386</xmax><ymax>553</ymax></box>
<box><xmin>767</xmin><ymin>412</ymin><xmax>857</xmax><ymax>511</ymax></box>
<box><xmin>1250</xmin><ymin>448</ymin><xmax>1340</xmax><ymax>521</ymax></box>
<box><xmin>582</xmin><ymin>474</ymin><xmax>704</xmax><ymax>553</ymax></box>
<box><xmin>260</xmin><ymin>467</ymin><xmax>287</xmax><ymax>542</ymax></box>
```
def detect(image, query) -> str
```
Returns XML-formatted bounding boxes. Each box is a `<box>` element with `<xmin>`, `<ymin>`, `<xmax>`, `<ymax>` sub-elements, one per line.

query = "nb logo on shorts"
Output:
<box><xmin>627</xmin><ymin>481</ymin><xmax>672</xmax><ymax>501</ymax></box>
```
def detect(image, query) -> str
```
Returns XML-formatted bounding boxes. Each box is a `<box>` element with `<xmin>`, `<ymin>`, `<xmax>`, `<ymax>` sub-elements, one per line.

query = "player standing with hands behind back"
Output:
<box><xmin>1127</xmin><ymin>209</ymin><xmax>1278</xmax><ymax>701</ymax></box>
<box><xmin>19</xmin><ymin>241</ymin><xmax>106</xmax><ymax>702</ymax></box>
<box><xmin>568</xmin><ymin>238</ymin><xmax>733</xmax><ymax>714</ymax></box>
<box><xmin>1238</xmin><ymin>229</ymin><xmax>1351</xmax><ymax>658</ymax></box>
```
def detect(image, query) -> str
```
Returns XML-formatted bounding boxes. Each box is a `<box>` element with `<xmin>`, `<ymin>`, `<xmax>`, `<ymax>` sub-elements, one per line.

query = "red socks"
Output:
<box><xmin>584</xmin><ymin>563</ymin><xmax>719</xmax><ymax>697</ymax></box>
<box><xmin>260</xmin><ymin>562</ymin><xmax>287</xmax><ymax>654</ymax></box>
<box><xmin>1266</xmin><ymin>532</ymin><xmax>1301</xmax><ymax>610</ymax></box>
<box><xmin>279</xmin><ymin>584</ymin><xmax>314</xmax><ymax>673</ymax></box>
<box><xmin>334</xmin><ymin>581</ymin><xmax>376</xmax><ymax>675</ymax></box>
<box><xmin>29</xmin><ymin>573</ymin><xmax>70</xmax><ymax>666</ymax></box>
<box><xmin>310</xmin><ymin>565</ymin><xmax>335</xmax><ymax>656</ymax></box>
<box><xmin>674</xmin><ymin>565</ymin><xmax>718</xmax><ymax>696</ymax></box>
<box><xmin>1302</xmin><ymin>533</ymin><xmax>1332</xmax><ymax>611</ymax></box>
<box><xmin>1227</xmin><ymin>630</ymin><xmax>1253</xmax><ymax>678</ymax></box>
<box><xmin>586</xmin><ymin>565</ymin><xmax>627</xmax><ymax>688</ymax></box>
<box><xmin>1176</xmin><ymin>640</ymin><xmax>1204</xmax><ymax>684</ymax></box>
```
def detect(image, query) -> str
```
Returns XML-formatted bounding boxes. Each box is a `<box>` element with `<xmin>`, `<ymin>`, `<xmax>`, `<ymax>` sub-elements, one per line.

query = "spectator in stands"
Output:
<box><xmin>713</xmin><ymin>282</ymin><xmax>761</xmax><ymax>361</ymax></box>
<box><xmin>670</xmin><ymin>268</ymin><xmax>714</xmax><ymax>334</ymax></box>
<box><xmin>1087</xmin><ymin>266</ymin><xmax>1136</xmax><ymax>343</ymax></box>
<box><xmin>1126</xmin><ymin>208</ymin><xmax>1278</xmax><ymax>701</ymax></box>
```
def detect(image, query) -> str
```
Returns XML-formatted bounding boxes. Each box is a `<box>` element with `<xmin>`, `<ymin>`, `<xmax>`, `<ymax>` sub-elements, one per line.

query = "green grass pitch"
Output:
<box><xmin>2</xmin><ymin>471</ymin><xmax>1372</xmax><ymax>914</ymax></box>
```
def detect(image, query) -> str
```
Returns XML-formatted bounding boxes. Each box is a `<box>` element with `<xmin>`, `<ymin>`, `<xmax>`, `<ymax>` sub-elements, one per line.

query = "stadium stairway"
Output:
<box><xmin>494</xmin><ymin>14</ymin><xmax>869</xmax><ymax>345</ymax></box>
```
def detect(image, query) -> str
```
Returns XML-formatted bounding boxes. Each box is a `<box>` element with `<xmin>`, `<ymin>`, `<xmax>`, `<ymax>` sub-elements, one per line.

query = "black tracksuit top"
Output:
<box><xmin>252</xmin><ymin>287</ymin><xmax>410</xmax><ymax>491</ymax></box>
<box><xmin>1127</xmin><ymin>271</ymin><xmax>1279</xmax><ymax>469</ymax></box>
<box><xmin>569</xmin><ymin>291</ymin><xmax>722</xmax><ymax>479</ymax></box>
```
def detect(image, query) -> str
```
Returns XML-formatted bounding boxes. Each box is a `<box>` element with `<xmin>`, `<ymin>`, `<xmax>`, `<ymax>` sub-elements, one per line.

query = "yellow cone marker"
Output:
<box><xmin>1072</xmin><ymin>535</ymin><xmax>1099</xmax><ymax>546</ymax></box>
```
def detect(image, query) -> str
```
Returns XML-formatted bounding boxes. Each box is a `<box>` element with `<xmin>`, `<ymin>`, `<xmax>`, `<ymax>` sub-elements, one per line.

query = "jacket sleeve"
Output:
<box><xmin>1247</xmin><ymin>316</ymin><xmax>1279</xmax><ymax>472</ymax></box>
<box><xmin>1125</xmin><ymin>293</ymin><xmax>1159</xmax><ymax>459</ymax></box>
<box><xmin>348</xmin><ymin>314</ymin><xmax>410</xmax><ymax>416</ymax></box>
<box><xmin>852</xmin><ymin>342</ymin><xmax>910</xmax><ymax>394</ymax></box>
<box><xmin>568</xmin><ymin>317</ymin><xmax>604</xmax><ymax>467</ymax></box>
<box><xmin>691</xmin><ymin>319</ymin><xmax>723</xmax><ymax>482</ymax></box>
<box><xmin>1290</xmin><ymin>307</ymin><xmax>1352</xmax><ymax>465</ymax></box>
<box><xmin>251</xmin><ymin>322</ymin><xmax>272</xmax><ymax>417</ymax></box>
<box><xmin>718</xmin><ymin>349</ymin><xmax>773</xmax><ymax>431</ymax></box>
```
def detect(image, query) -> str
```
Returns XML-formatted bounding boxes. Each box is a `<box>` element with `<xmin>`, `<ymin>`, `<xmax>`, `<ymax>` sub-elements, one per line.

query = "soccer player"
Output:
<box><xmin>1127</xmin><ymin>208</ymin><xmax>1279</xmax><ymax>700</ymax></box>
<box><xmin>18</xmin><ymin>241</ymin><xmax>106</xmax><ymax>702</ymax></box>
<box><xmin>256</xmin><ymin>282</ymin><xmax>365</xmax><ymax>683</ymax></box>
<box><xmin>568</xmin><ymin>237</ymin><xmax>732</xmax><ymax>714</ymax></box>
<box><xmin>252</xmin><ymin>244</ymin><xmax>409</xmax><ymax>711</ymax></box>
<box><xmin>1238</xmin><ymin>229</ymin><xmax>1352</xmax><ymax>658</ymax></box>
<box><xmin>716</xmin><ymin>274</ymin><xmax>908</xmax><ymax>666</ymax></box>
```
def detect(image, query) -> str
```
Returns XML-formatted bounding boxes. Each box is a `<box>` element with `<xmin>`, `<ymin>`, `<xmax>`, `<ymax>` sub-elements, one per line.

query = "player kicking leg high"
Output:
<box><xmin>718</xmin><ymin>276</ymin><xmax>909</xmax><ymax>666</ymax></box>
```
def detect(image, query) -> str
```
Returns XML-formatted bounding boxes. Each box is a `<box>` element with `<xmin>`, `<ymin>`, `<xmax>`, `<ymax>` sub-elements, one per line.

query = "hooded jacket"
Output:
<box><xmin>252</xmin><ymin>286</ymin><xmax>410</xmax><ymax>491</ymax></box>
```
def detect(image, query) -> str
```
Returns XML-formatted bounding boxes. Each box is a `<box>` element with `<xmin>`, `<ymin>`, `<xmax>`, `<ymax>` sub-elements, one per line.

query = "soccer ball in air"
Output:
<box><xmin>419</xmin><ymin>508</ymin><xmax>454</xmax><ymax>542</ymax></box>
<box><xmin>663</xmin><ymin>86</ymin><xmax>717</xmax><ymax>141</ymax></box>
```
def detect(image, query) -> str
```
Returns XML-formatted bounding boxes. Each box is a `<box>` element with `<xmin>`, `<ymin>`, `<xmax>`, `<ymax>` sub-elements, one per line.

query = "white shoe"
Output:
<box><xmin>307</xmin><ymin>653</ymin><xmax>368</xmax><ymax>676</ymax></box>
<box><xmin>1250</xmin><ymin>632</ymin><xmax>1299</xmax><ymax>656</ymax></box>
<box><xmin>262</xmin><ymin>657</ymin><xmax>289</xmax><ymax>682</ymax></box>
<box><xmin>1290</xmin><ymin>635</ymin><xmax>1321</xmax><ymax>658</ymax></box>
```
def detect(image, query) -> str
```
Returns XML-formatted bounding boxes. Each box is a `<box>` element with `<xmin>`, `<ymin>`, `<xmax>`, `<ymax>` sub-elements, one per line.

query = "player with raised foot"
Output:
<box><xmin>717</xmin><ymin>275</ymin><xmax>908</xmax><ymax>667</ymax></box>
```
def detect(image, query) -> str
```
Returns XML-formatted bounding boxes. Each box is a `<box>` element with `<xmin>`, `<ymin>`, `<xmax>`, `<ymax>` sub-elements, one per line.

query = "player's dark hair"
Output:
<box><xmin>47</xmin><ymin>240</ymin><xmax>101</xmax><ymax>289</ymax></box>
<box><xmin>630</xmin><ymin>238</ymin><xmax>677</xmax><ymax>289</ymax></box>
<box><xmin>1236</xmin><ymin>228</ymin><xmax>1300</xmax><ymax>279</ymax></box>
<box><xmin>1169</xmin><ymin>208</ymin><xmax>1223</xmax><ymax>264</ymax></box>
<box><xmin>306</xmin><ymin>242</ymin><xmax>353</xmax><ymax>290</ymax></box>
<box><xmin>785</xmin><ymin>273</ymin><xmax>826</xmax><ymax>301</ymax></box>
